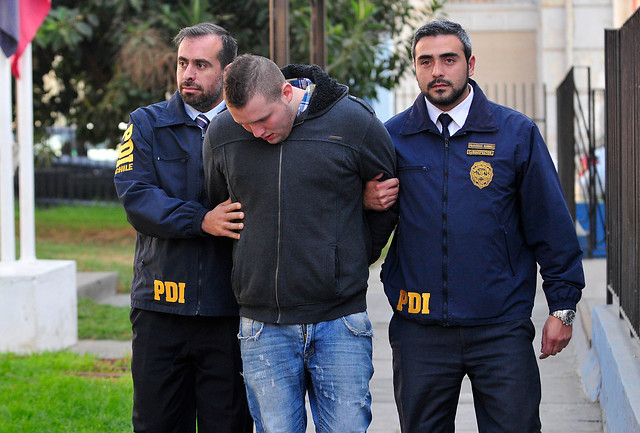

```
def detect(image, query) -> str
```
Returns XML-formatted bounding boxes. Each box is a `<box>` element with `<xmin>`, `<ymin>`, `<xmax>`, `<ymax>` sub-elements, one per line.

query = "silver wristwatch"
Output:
<box><xmin>551</xmin><ymin>309</ymin><xmax>576</xmax><ymax>326</ymax></box>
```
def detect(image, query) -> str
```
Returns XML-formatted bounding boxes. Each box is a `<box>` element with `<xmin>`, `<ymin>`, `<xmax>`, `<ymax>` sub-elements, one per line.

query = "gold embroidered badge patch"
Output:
<box><xmin>470</xmin><ymin>161</ymin><xmax>493</xmax><ymax>189</ymax></box>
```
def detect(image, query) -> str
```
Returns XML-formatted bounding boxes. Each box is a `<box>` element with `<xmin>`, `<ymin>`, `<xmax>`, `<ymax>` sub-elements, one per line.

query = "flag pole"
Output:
<box><xmin>18</xmin><ymin>44</ymin><xmax>36</xmax><ymax>261</ymax></box>
<box><xmin>0</xmin><ymin>54</ymin><xmax>16</xmax><ymax>263</ymax></box>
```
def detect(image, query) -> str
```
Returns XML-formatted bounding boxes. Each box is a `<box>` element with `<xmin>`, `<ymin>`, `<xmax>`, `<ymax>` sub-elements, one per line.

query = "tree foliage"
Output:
<box><xmin>32</xmin><ymin>0</ymin><xmax>444</xmax><ymax>148</ymax></box>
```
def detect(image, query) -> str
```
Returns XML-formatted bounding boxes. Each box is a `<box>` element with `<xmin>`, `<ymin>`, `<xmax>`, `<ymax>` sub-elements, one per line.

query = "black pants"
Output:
<box><xmin>130</xmin><ymin>308</ymin><xmax>252</xmax><ymax>433</ymax></box>
<box><xmin>389</xmin><ymin>313</ymin><xmax>542</xmax><ymax>433</ymax></box>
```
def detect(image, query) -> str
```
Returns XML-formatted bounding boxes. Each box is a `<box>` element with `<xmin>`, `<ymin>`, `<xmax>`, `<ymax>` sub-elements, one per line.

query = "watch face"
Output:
<box><xmin>553</xmin><ymin>310</ymin><xmax>575</xmax><ymax>325</ymax></box>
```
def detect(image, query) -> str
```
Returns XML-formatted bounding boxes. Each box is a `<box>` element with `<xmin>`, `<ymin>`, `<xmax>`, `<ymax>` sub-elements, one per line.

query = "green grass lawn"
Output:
<box><xmin>33</xmin><ymin>204</ymin><xmax>135</xmax><ymax>293</ymax></box>
<box><xmin>0</xmin><ymin>204</ymin><xmax>135</xmax><ymax>432</ymax></box>
<box><xmin>78</xmin><ymin>298</ymin><xmax>131</xmax><ymax>341</ymax></box>
<box><xmin>0</xmin><ymin>351</ymin><xmax>132</xmax><ymax>433</ymax></box>
<box><xmin>27</xmin><ymin>204</ymin><xmax>134</xmax><ymax>341</ymax></box>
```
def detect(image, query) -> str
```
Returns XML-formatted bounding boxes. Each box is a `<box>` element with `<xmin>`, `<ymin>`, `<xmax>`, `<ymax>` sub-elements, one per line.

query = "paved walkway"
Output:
<box><xmin>71</xmin><ymin>258</ymin><xmax>607</xmax><ymax>432</ymax></box>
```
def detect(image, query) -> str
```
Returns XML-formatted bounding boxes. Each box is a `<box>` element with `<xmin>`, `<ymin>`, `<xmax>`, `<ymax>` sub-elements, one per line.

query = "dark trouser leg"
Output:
<box><xmin>192</xmin><ymin>316</ymin><xmax>253</xmax><ymax>433</ymax></box>
<box><xmin>465</xmin><ymin>319</ymin><xmax>542</xmax><ymax>433</ymax></box>
<box><xmin>130</xmin><ymin>309</ymin><xmax>252</xmax><ymax>433</ymax></box>
<box><xmin>389</xmin><ymin>313</ymin><xmax>465</xmax><ymax>433</ymax></box>
<box><xmin>130</xmin><ymin>308</ymin><xmax>196</xmax><ymax>433</ymax></box>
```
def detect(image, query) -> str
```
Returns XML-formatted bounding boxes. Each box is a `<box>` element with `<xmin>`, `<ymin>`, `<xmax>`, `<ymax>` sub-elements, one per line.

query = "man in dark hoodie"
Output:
<box><xmin>202</xmin><ymin>54</ymin><xmax>397</xmax><ymax>433</ymax></box>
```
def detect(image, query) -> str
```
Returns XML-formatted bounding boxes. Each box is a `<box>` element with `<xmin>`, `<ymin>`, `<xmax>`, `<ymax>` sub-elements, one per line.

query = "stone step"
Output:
<box><xmin>76</xmin><ymin>271</ymin><xmax>118</xmax><ymax>302</ymax></box>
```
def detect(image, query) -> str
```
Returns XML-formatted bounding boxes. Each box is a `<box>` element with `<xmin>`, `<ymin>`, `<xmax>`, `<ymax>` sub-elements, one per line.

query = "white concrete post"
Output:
<box><xmin>0</xmin><ymin>54</ymin><xmax>16</xmax><ymax>263</ymax></box>
<box><xmin>17</xmin><ymin>45</ymin><xmax>36</xmax><ymax>262</ymax></box>
<box><xmin>0</xmin><ymin>46</ymin><xmax>77</xmax><ymax>353</ymax></box>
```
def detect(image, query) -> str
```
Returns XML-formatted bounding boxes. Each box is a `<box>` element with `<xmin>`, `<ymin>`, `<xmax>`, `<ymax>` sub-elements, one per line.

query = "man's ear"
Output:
<box><xmin>281</xmin><ymin>82</ymin><xmax>293</xmax><ymax>103</ymax></box>
<box><xmin>468</xmin><ymin>55</ymin><xmax>476</xmax><ymax>77</ymax></box>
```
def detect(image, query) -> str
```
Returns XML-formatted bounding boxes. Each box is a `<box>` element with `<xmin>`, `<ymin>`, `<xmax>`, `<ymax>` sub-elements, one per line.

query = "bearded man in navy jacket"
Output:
<box><xmin>379</xmin><ymin>20</ymin><xmax>585</xmax><ymax>433</ymax></box>
<box><xmin>114</xmin><ymin>23</ymin><xmax>252</xmax><ymax>433</ymax></box>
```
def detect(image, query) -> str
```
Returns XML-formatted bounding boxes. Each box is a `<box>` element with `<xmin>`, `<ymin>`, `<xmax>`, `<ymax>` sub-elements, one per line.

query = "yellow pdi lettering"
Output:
<box><xmin>396</xmin><ymin>290</ymin><xmax>430</xmax><ymax>314</ymax></box>
<box><xmin>154</xmin><ymin>280</ymin><xmax>165</xmax><ymax>301</ymax></box>
<box><xmin>397</xmin><ymin>290</ymin><xmax>408</xmax><ymax>311</ymax></box>
<box><xmin>116</xmin><ymin>124</ymin><xmax>134</xmax><ymax>172</ymax></box>
<box><xmin>154</xmin><ymin>280</ymin><xmax>186</xmax><ymax>304</ymax></box>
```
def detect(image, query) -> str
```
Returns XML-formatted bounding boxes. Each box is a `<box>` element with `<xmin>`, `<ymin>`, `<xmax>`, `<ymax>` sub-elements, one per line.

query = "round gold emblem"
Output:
<box><xmin>469</xmin><ymin>161</ymin><xmax>493</xmax><ymax>189</ymax></box>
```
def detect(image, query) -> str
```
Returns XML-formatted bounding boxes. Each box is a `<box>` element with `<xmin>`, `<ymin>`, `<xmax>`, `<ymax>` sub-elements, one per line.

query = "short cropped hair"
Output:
<box><xmin>224</xmin><ymin>54</ymin><xmax>286</xmax><ymax>108</ymax></box>
<box><xmin>412</xmin><ymin>20</ymin><xmax>472</xmax><ymax>62</ymax></box>
<box><xmin>173</xmin><ymin>22</ymin><xmax>238</xmax><ymax>68</ymax></box>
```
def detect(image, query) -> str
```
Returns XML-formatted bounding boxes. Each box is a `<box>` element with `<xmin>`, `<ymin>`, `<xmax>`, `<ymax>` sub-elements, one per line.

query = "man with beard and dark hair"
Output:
<box><xmin>380</xmin><ymin>20</ymin><xmax>585</xmax><ymax>432</ymax></box>
<box><xmin>114</xmin><ymin>23</ymin><xmax>252</xmax><ymax>433</ymax></box>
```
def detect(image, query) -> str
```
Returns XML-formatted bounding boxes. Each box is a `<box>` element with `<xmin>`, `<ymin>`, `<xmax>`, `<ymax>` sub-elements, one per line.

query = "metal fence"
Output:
<box><xmin>25</xmin><ymin>157</ymin><xmax>118</xmax><ymax>204</ymax></box>
<box><xmin>556</xmin><ymin>67</ymin><xmax>606</xmax><ymax>258</ymax></box>
<box><xmin>605</xmin><ymin>9</ymin><xmax>640</xmax><ymax>338</ymax></box>
<box><xmin>556</xmin><ymin>71</ymin><xmax>577</xmax><ymax>220</ymax></box>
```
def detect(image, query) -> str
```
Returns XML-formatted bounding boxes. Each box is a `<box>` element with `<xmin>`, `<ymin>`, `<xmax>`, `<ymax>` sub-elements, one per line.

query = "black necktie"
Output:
<box><xmin>439</xmin><ymin>113</ymin><xmax>452</xmax><ymax>139</ymax></box>
<box><xmin>195</xmin><ymin>114</ymin><xmax>210</xmax><ymax>139</ymax></box>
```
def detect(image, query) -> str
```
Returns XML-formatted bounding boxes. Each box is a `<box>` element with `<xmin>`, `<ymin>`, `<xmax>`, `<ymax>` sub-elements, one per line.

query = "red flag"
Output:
<box><xmin>10</xmin><ymin>0</ymin><xmax>51</xmax><ymax>78</ymax></box>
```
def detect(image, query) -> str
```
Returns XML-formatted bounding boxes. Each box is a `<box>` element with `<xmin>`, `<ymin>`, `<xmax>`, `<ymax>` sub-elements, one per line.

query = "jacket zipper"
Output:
<box><xmin>196</xmin><ymin>238</ymin><xmax>203</xmax><ymax>314</ymax></box>
<box><xmin>196</xmin><ymin>146</ymin><xmax>204</xmax><ymax>315</ymax></box>
<box><xmin>442</xmin><ymin>136</ymin><xmax>450</xmax><ymax>325</ymax></box>
<box><xmin>275</xmin><ymin>145</ymin><xmax>284</xmax><ymax>323</ymax></box>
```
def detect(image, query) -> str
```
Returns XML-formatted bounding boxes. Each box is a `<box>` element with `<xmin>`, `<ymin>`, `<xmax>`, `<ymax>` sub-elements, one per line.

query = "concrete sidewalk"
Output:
<box><xmin>71</xmin><ymin>259</ymin><xmax>607</xmax><ymax>432</ymax></box>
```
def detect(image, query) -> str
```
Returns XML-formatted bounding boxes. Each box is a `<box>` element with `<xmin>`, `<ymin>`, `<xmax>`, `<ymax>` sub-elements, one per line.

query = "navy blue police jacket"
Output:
<box><xmin>113</xmin><ymin>91</ymin><xmax>238</xmax><ymax>316</ymax></box>
<box><xmin>382</xmin><ymin>80</ymin><xmax>584</xmax><ymax>326</ymax></box>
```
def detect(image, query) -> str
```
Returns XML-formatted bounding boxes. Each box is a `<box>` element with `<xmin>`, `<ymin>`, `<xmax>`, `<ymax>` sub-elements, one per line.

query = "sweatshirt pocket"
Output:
<box><xmin>279</xmin><ymin>243</ymin><xmax>341</xmax><ymax>306</ymax></box>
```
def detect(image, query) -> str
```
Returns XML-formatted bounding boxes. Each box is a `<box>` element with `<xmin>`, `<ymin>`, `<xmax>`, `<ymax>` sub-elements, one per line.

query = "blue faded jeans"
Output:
<box><xmin>238</xmin><ymin>312</ymin><xmax>374</xmax><ymax>433</ymax></box>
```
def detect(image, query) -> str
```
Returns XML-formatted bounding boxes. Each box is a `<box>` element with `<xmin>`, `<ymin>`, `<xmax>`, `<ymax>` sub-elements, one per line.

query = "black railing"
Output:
<box><xmin>556</xmin><ymin>68</ymin><xmax>606</xmax><ymax>259</ymax></box>
<box><xmin>605</xmin><ymin>9</ymin><xmax>640</xmax><ymax>338</ymax></box>
<box><xmin>24</xmin><ymin>157</ymin><xmax>118</xmax><ymax>204</ymax></box>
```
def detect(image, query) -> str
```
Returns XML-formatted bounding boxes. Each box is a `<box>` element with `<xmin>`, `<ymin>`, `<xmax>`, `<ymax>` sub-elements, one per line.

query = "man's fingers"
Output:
<box><xmin>226</xmin><ymin>221</ymin><xmax>244</xmax><ymax>231</ymax></box>
<box><xmin>539</xmin><ymin>315</ymin><xmax>572</xmax><ymax>360</ymax></box>
<box><xmin>225</xmin><ymin>211</ymin><xmax>244</xmax><ymax>221</ymax></box>
<box><xmin>220</xmin><ymin>229</ymin><xmax>241</xmax><ymax>240</ymax></box>
<box><xmin>223</xmin><ymin>200</ymin><xmax>242</xmax><ymax>211</ymax></box>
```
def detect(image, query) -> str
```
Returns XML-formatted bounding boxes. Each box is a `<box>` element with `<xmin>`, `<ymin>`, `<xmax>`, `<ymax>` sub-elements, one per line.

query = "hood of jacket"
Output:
<box><xmin>281</xmin><ymin>64</ymin><xmax>348</xmax><ymax>120</ymax></box>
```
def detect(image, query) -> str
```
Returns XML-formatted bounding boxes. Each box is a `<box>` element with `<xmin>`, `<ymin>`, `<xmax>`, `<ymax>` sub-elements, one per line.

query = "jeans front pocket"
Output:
<box><xmin>238</xmin><ymin>316</ymin><xmax>264</xmax><ymax>341</ymax></box>
<box><xmin>341</xmin><ymin>311</ymin><xmax>374</xmax><ymax>338</ymax></box>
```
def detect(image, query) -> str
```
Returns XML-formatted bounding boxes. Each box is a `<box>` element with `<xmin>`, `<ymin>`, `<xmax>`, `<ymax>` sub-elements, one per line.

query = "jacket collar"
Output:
<box><xmin>280</xmin><ymin>64</ymin><xmax>348</xmax><ymax>120</ymax></box>
<box><xmin>155</xmin><ymin>91</ymin><xmax>194</xmax><ymax>128</ymax></box>
<box><xmin>400</xmin><ymin>79</ymin><xmax>498</xmax><ymax>136</ymax></box>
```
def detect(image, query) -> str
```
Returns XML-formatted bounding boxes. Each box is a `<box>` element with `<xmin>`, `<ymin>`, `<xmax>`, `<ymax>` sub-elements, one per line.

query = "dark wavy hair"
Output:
<box><xmin>412</xmin><ymin>20</ymin><xmax>472</xmax><ymax>62</ymax></box>
<box><xmin>173</xmin><ymin>22</ymin><xmax>238</xmax><ymax>68</ymax></box>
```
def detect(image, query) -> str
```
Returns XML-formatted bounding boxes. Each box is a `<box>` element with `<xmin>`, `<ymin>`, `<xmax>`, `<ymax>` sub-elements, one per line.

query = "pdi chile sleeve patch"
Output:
<box><xmin>115</xmin><ymin>123</ymin><xmax>134</xmax><ymax>175</ymax></box>
<box><xmin>470</xmin><ymin>161</ymin><xmax>493</xmax><ymax>189</ymax></box>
